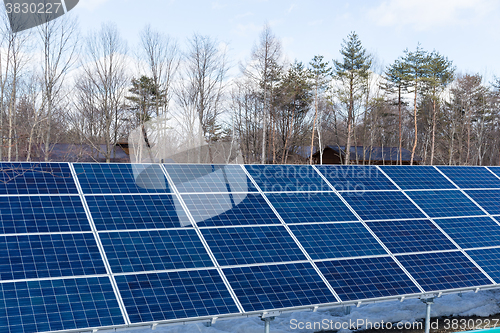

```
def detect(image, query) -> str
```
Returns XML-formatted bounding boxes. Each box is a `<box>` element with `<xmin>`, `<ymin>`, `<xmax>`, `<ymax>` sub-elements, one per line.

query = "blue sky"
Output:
<box><xmin>74</xmin><ymin>0</ymin><xmax>500</xmax><ymax>82</ymax></box>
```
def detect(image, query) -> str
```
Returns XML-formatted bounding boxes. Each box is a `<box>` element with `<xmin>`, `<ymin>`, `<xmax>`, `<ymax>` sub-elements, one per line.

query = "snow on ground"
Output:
<box><xmin>124</xmin><ymin>290</ymin><xmax>500</xmax><ymax>333</ymax></box>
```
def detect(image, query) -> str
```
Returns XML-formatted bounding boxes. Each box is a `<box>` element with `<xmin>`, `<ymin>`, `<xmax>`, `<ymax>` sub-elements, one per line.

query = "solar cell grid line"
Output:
<box><xmin>465</xmin><ymin>190</ymin><xmax>500</xmax><ymax>215</ymax></box>
<box><xmin>432</xmin><ymin>216</ymin><xmax>500</xmax><ymax>249</ymax></box>
<box><xmin>240</xmin><ymin>165</ymin><xmax>343</xmax><ymax>302</ymax></box>
<box><xmin>99</xmin><ymin>229</ymin><xmax>214</xmax><ymax>273</ymax></box>
<box><xmin>379</xmin><ymin>165</ymin><xmax>456</xmax><ymax>190</ymax></box>
<box><xmin>69</xmin><ymin>163</ymin><xmax>131</xmax><ymax>326</ymax></box>
<box><xmin>200</xmin><ymin>225</ymin><xmax>307</xmax><ymax>266</ymax></box>
<box><xmin>244</xmin><ymin>164</ymin><xmax>332</xmax><ymax>192</ymax></box>
<box><xmin>467</xmin><ymin>247</ymin><xmax>500</xmax><ymax>284</ymax></box>
<box><xmin>315</xmin><ymin>165</ymin><xmax>398</xmax><ymax>191</ymax></box>
<box><xmin>0</xmin><ymin>276</ymin><xmax>126</xmax><ymax>333</ymax></box>
<box><xmin>164</xmin><ymin>164</ymin><xmax>258</xmax><ymax>193</ymax></box>
<box><xmin>265</xmin><ymin>192</ymin><xmax>358</xmax><ymax>224</ymax></box>
<box><xmin>0</xmin><ymin>233</ymin><xmax>107</xmax><ymax>281</ymax></box>
<box><xmin>0</xmin><ymin>195</ymin><xmax>92</xmax><ymax>234</ymax></box>
<box><xmin>487</xmin><ymin>166</ymin><xmax>500</xmax><ymax>180</ymax></box>
<box><xmin>437</xmin><ymin>166</ymin><xmax>500</xmax><ymax>189</ymax></box>
<box><xmin>404</xmin><ymin>190</ymin><xmax>486</xmax><ymax>218</ymax></box>
<box><xmin>159</xmin><ymin>164</ymin><xmax>245</xmax><ymax>314</ymax></box>
<box><xmin>315</xmin><ymin>256</ymin><xmax>422</xmax><ymax>302</ymax></box>
<box><xmin>85</xmin><ymin>194</ymin><xmax>192</xmax><ymax>230</ymax></box>
<box><xmin>396</xmin><ymin>251</ymin><xmax>494</xmax><ymax>292</ymax></box>
<box><xmin>73</xmin><ymin>163</ymin><xmax>171</xmax><ymax>194</ymax></box>
<box><xmin>288</xmin><ymin>223</ymin><xmax>387</xmax><ymax>260</ymax></box>
<box><xmin>375</xmin><ymin>166</ymin><xmax>498</xmax><ymax>286</ymax></box>
<box><xmin>0</xmin><ymin>162</ymin><xmax>78</xmax><ymax>195</ymax></box>
<box><xmin>222</xmin><ymin>262</ymin><xmax>339</xmax><ymax>312</ymax></box>
<box><xmin>310</xmin><ymin>165</ymin><xmax>428</xmax><ymax>290</ymax></box>
<box><xmin>366</xmin><ymin>219</ymin><xmax>457</xmax><ymax>254</ymax></box>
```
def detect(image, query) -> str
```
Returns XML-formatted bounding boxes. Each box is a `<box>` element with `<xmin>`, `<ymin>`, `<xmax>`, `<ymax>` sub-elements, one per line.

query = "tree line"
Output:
<box><xmin>1</xmin><ymin>13</ymin><xmax>499</xmax><ymax>165</ymax></box>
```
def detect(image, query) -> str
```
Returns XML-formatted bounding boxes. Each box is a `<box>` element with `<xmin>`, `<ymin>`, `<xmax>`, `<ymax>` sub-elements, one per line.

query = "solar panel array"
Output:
<box><xmin>1</xmin><ymin>162</ymin><xmax>500</xmax><ymax>333</ymax></box>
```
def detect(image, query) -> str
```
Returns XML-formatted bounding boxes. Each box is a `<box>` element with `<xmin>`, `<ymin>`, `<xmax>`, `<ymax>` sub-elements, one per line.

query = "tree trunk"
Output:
<box><xmin>430</xmin><ymin>97</ymin><xmax>437</xmax><ymax>165</ymax></box>
<box><xmin>410</xmin><ymin>84</ymin><xmax>418</xmax><ymax>165</ymax></box>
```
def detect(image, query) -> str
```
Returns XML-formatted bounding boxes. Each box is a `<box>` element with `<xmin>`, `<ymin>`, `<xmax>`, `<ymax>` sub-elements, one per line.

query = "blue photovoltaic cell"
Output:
<box><xmin>342</xmin><ymin>191</ymin><xmax>425</xmax><ymax>221</ymax></box>
<box><xmin>465</xmin><ymin>190</ymin><xmax>500</xmax><ymax>215</ymax></box>
<box><xmin>115</xmin><ymin>270</ymin><xmax>239</xmax><ymax>322</ymax></box>
<box><xmin>316</xmin><ymin>257</ymin><xmax>421</xmax><ymax>301</ymax></box>
<box><xmin>164</xmin><ymin>164</ymin><xmax>257</xmax><ymax>193</ymax></box>
<box><xmin>74</xmin><ymin>163</ymin><xmax>170</xmax><ymax>194</ymax></box>
<box><xmin>366</xmin><ymin>220</ymin><xmax>456</xmax><ymax>254</ymax></box>
<box><xmin>201</xmin><ymin>226</ymin><xmax>306</xmax><ymax>266</ymax></box>
<box><xmin>0</xmin><ymin>233</ymin><xmax>106</xmax><ymax>281</ymax></box>
<box><xmin>397</xmin><ymin>252</ymin><xmax>492</xmax><ymax>291</ymax></box>
<box><xmin>437</xmin><ymin>166</ymin><xmax>500</xmax><ymax>189</ymax></box>
<box><xmin>316</xmin><ymin>165</ymin><xmax>397</xmax><ymax>191</ymax></box>
<box><xmin>86</xmin><ymin>194</ymin><xmax>191</xmax><ymax>230</ymax></box>
<box><xmin>380</xmin><ymin>166</ymin><xmax>455</xmax><ymax>190</ymax></box>
<box><xmin>266</xmin><ymin>192</ymin><xmax>357</xmax><ymax>224</ymax></box>
<box><xmin>245</xmin><ymin>165</ymin><xmax>331</xmax><ymax>192</ymax></box>
<box><xmin>289</xmin><ymin>223</ymin><xmax>386</xmax><ymax>260</ymax></box>
<box><xmin>0</xmin><ymin>162</ymin><xmax>77</xmax><ymax>195</ymax></box>
<box><xmin>224</xmin><ymin>263</ymin><xmax>337</xmax><ymax>312</ymax></box>
<box><xmin>489</xmin><ymin>167</ymin><xmax>500</xmax><ymax>179</ymax></box>
<box><xmin>100</xmin><ymin>229</ymin><xmax>213</xmax><ymax>273</ymax></box>
<box><xmin>467</xmin><ymin>248</ymin><xmax>500</xmax><ymax>284</ymax></box>
<box><xmin>182</xmin><ymin>193</ymin><xmax>281</xmax><ymax>227</ymax></box>
<box><xmin>0</xmin><ymin>196</ymin><xmax>90</xmax><ymax>234</ymax></box>
<box><xmin>405</xmin><ymin>190</ymin><xmax>485</xmax><ymax>218</ymax></box>
<box><xmin>0</xmin><ymin>277</ymin><xmax>124</xmax><ymax>333</ymax></box>
<box><xmin>434</xmin><ymin>216</ymin><xmax>500</xmax><ymax>249</ymax></box>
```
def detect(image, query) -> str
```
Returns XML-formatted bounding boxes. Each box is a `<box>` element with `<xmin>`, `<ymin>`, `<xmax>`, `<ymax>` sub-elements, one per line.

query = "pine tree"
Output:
<box><xmin>333</xmin><ymin>32</ymin><xmax>371</xmax><ymax>165</ymax></box>
<box><xmin>309</xmin><ymin>55</ymin><xmax>332</xmax><ymax>164</ymax></box>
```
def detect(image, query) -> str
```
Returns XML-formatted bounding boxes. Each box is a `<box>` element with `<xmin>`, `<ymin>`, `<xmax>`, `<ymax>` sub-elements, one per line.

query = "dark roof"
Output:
<box><xmin>292</xmin><ymin>146</ymin><xmax>318</xmax><ymax>159</ymax></box>
<box><xmin>32</xmin><ymin>144</ymin><xmax>130</xmax><ymax>162</ymax></box>
<box><xmin>318</xmin><ymin>145</ymin><xmax>422</xmax><ymax>162</ymax></box>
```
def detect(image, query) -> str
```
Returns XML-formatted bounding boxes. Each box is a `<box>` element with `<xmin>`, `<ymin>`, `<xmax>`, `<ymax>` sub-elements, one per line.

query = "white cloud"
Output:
<box><xmin>287</xmin><ymin>3</ymin><xmax>296</xmax><ymax>13</ymax></box>
<box><xmin>368</xmin><ymin>0</ymin><xmax>497</xmax><ymax>31</ymax></box>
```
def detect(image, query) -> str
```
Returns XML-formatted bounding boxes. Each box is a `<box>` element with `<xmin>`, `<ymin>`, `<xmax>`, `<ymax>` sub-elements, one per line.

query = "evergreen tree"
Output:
<box><xmin>424</xmin><ymin>51</ymin><xmax>455</xmax><ymax>164</ymax></box>
<box><xmin>309</xmin><ymin>55</ymin><xmax>332</xmax><ymax>164</ymax></box>
<box><xmin>333</xmin><ymin>32</ymin><xmax>371</xmax><ymax>164</ymax></box>
<box><xmin>400</xmin><ymin>45</ymin><xmax>429</xmax><ymax>165</ymax></box>
<box><xmin>126</xmin><ymin>75</ymin><xmax>164</xmax><ymax>126</ymax></box>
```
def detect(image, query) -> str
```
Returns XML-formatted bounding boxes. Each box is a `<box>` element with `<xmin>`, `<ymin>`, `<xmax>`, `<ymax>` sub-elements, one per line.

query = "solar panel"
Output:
<box><xmin>74</xmin><ymin>163</ymin><xmax>170</xmax><ymax>194</ymax></box>
<box><xmin>341</xmin><ymin>191</ymin><xmax>426</xmax><ymax>220</ymax></box>
<box><xmin>434</xmin><ymin>216</ymin><xmax>500</xmax><ymax>249</ymax></box>
<box><xmin>200</xmin><ymin>225</ymin><xmax>306</xmax><ymax>266</ymax></box>
<box><xmin>0</xmin><ymin>196</ymin><xmax>91</xmax><ymax>234</ymax></box>
<box><xmin>0</xmin><ymin>233</ymin><xmax>106</xmax><ymax>280</ymax></box>
<box><xmin>380</xmin><ymin>166</ymin><xmax>455</xmax><ymax>190</ymax></box>
<box><xmin>100</xmin><ymin>229</ymin><xmax>213</xmax><ymax>273</ymax></box>
<box><xmin>85</xmin><ymin>194</ymin><xmax>191</xmax><ymax>230</ymax></box>
<box><xmin>115</xmin><ymin>270</ymin><xmax>239</xmax><ymax>322</ymax></box>
<box><xmin>316</xmin><ymin>256</ymin><xmax>421</xmax><ymax>301</ymax></box>
<box><xmin>0</xmin><ymin>162</ymin><xmax>78</xmax><ymax>195</ymax></box>
<box><xmin>488</xmin><ymin>167</ymin><xmax>500</xmax><ymax>179</ymax></box>
<box><xmin>465</xmin><ymin>190</ymin><xmax>500</xmax><ymax>215</ymax></box>
<box><xmin>266</xmin><ymin>192</ymin><xmax>357</xmax><ymax>224</ymax></box>
<box><xmin>289</xmin><ymin>223</ymin><xmax>386</xmax><ymax>260</ymax></box>
<box><xmin>467</xmin><ymin>247</ymin><xmax>500</xmax><ymax>283</ymax></box>
<box><xmin>405</xmin><ymin>190</ymin><xmax>486</xmax><ymax>218</ymax></box>
<box><xmin>181</xmin><ymin>193</ymin><xmax>281</xmax><ymax>227</ymax></box>
<box><xmin>245</xmin><ymin>165</ymin><xmax>331</xmax><ymax>192</ymax></box>
<box><xmin>366</xmin><ymin>219</ymin><xmax>456</xmax><ymax>253</ymax></box>
<box><xmin>0</xmin><ymin>277</ymin><xmax>125</xmax><ymax>333</ymax></box>
<box><xmin>397</xmin><ymin>251</ymin><xmax>492</xmax><ymax>291</ymax></box>
<box><xmin>437</xmin><ymin>166</ymin><xmax>500</xmax><ymax>189</ymax></box>
<box><xmin>316</xmin><ymin>165</ymin><xmax>398</xmax><ymax>191</ymax></box>
<box><xmin>223</xmin><ymin>263</ymin><xmax>337</xmax><ymax>312</ymax></box>
<box><xmin>164</xmin><ymin>164</ymin><xmax>258</xmax><ymax>193</ymax></box>
<box><xmin>5</xmin><ymin>162</ymin><xmax>500</xmax><ymax>333</ymax></box>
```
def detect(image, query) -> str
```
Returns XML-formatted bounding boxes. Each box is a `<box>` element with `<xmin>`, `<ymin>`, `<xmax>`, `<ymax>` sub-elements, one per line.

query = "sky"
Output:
<box><xmin>69</xmin><ymin>0</ymin><xmax>500</xmax><ymax>83</ymax></box>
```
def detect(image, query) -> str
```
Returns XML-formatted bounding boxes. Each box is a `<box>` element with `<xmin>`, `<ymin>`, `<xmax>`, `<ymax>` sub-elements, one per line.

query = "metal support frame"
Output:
<box><xmin>422</xmin><ymin>298</ymin><xmax>434</xmax><ymax>333</ymax></box>
<box><xmin>344</xmin><ymin>305</ymin><xmax>352</xmax><ymax>315</ymax></box>
<box><xmin>261</xmin><ymin>316</ymin><xmax>275</xmax><ymax>333</ymax></box>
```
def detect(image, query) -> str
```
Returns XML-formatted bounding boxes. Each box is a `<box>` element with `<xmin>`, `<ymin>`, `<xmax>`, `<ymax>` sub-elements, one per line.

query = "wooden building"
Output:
<box><xmin>312</xmin><ymin>145</ymin><xmax>422</xmax><ymax>165</ymax></box>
